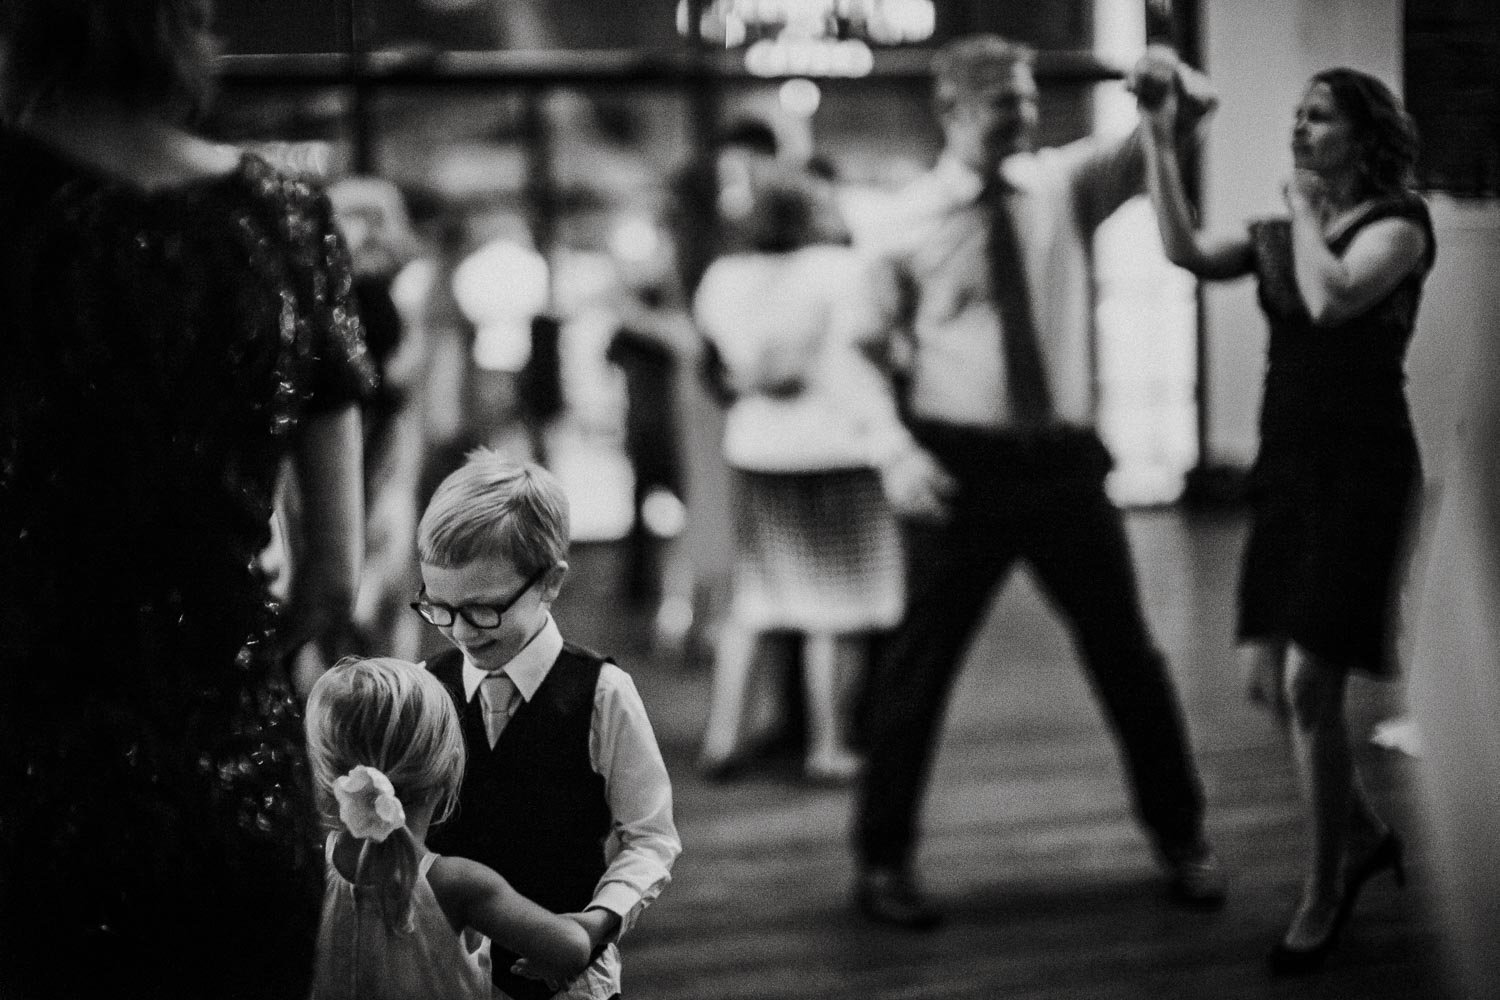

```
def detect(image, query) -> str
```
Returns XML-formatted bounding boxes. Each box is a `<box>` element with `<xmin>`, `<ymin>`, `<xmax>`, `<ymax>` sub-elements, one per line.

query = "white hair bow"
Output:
<box><xmin>333</xmin><ymin>765</ymin><xmax>407</xmax><ymax>842</ymax></box>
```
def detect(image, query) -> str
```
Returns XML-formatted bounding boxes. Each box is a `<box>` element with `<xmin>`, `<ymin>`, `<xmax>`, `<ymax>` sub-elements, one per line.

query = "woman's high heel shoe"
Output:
<box><xmin>1268</xmin><ymin>898</ymin><xmax>1352</xmax><ymax>975</ymax></box>
<box><xmin>1269</xmin><ymin>831</ymin><xmax>1408</xmax><ymax>975</ymax></box>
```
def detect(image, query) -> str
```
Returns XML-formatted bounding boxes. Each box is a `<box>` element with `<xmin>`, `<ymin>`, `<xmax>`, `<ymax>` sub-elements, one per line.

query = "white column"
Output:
<box><xmin>1093</xmin><ymin>0</ymin><xmax>1199</xmax><ymax>504</ymax></box>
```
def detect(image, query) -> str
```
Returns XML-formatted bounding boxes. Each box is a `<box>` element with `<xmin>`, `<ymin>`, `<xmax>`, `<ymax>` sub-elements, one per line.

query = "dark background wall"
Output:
<box><xmin>213</xmin><ymin>0</ymin><xmax>1095</xmax><ymax>55</ymax></box>
<box><xmin>1405</xmin><ymin>0</ymin><xmax>1500</xmax><ymax>197</ymax></box>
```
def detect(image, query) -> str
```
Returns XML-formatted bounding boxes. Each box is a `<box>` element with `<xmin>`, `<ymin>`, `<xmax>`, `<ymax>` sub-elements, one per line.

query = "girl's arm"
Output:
<box><xmin>428</xmin><ymin>856</ymin><xmax>593</xmax><ymax>977</ymax></box>
<box><xmin>1141</xmin><ymin>90</ymin><xmax>1254</xmax><ymax>281</ymax></box>
<box><xmin>1285</xmin><ymin>172</ymin><xmax>1429</xmax><ymax>327</ymax></box>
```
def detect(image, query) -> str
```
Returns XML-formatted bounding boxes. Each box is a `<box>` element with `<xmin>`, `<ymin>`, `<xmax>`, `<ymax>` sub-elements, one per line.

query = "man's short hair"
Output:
<box><xmin>418</xmin><ymin>449</ymin><xmax>570</xmax><ymax>573</ymax></box>
<box><xmin>932</xmin><ymin>34</ymin><xmax>1036</xmax><ymax>113</ymax></box>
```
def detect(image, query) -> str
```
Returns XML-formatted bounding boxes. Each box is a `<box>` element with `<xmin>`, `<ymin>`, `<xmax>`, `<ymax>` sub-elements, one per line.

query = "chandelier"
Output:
<box><xmin>676</xmin><ymin>0</ymin><xmax>936</xmax><ymax>77</ymax></box>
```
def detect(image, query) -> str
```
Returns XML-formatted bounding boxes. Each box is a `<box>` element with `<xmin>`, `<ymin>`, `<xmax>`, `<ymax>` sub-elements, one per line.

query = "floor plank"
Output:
<box><xmin>553</xmin><ymin>508</ymin><xmax>1464</xmax><ymax>1000</ymax></box>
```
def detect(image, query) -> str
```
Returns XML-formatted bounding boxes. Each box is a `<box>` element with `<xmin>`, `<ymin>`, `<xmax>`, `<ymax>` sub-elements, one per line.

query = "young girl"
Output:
<box><xmin>305</xmin><ymin>657</ymin><xmax>594</xmax><ymax>999</ymax></box>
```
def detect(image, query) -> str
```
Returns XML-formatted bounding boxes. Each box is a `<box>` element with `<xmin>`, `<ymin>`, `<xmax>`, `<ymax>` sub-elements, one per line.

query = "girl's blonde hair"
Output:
<box><xmin>304</xmin><ymin>656</ymin><xmax>466</xmax><ymax>932</ymax></box>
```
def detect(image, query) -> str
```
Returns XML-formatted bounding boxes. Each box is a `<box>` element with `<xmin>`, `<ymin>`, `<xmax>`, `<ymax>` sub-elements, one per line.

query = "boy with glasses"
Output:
<box><xmin>415</xmin><ymin>450</ymin><xmax>680</xmax><ymax>1000</ymax></box>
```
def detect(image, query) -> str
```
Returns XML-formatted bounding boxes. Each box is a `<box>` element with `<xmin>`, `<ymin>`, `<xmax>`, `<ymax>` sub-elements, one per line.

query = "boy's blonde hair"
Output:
<box><xmin>304</xmin><ymin>657</ymin><xmax>466</xmax><ymax>931</ymax></box>
<box><xmin>418</xmin><ymin>449</ymin><xmax>570</xmax><ymax>573</ymax></box>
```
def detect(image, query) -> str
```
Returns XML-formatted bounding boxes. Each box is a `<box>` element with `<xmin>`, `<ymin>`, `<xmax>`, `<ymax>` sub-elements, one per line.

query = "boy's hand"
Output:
<box><xmin>571</xmin><ymin>907</ymin><xmax>622</xmax><ymax>954</ymax></box>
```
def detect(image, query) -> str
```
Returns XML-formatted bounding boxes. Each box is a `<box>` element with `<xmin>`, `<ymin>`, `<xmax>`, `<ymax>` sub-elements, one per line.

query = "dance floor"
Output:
<box><xmin>552</xmin><ymin>507</ymin><xmax>1463</xmax><ymax>1000</ymax></box>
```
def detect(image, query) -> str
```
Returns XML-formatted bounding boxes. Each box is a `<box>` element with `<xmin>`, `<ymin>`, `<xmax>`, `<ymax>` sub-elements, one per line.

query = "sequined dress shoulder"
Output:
<box><xmin>0</xmin><ymin>127</ymin><xmax>376</xmax><ymax>996</ymax></box>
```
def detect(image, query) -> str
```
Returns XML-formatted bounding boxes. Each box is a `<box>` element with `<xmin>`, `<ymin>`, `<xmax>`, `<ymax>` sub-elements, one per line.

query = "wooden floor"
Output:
<box><xmin>553</xmin><ymin>508</ymin><xmax>1468</xmax><ymax>1000</ymax></box>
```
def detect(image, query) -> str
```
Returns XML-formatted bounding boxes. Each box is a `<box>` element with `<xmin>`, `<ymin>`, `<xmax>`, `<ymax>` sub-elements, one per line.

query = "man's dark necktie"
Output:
<box><xmin>982</xmin><ymin>181</ymin><xmax>1054</xmax><ymax>427</ymax></box>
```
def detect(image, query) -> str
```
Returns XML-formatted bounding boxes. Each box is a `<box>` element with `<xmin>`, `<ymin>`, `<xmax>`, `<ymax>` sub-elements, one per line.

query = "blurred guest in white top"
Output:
<box><xmin>693</xmin><ymin>167</ymin><xmax>903</xmax><ymax>785</ymax></box>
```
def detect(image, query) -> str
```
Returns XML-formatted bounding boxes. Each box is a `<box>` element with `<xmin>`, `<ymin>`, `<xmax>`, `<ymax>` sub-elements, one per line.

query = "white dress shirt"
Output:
<box><xmin>456</xmin><ymin>614</ymin><xmax>681</xmax><ymax>1000</ymax></box>
<box><xmin>843</xmin><ymin>131</ymin><xmax>1148</xmax><ymax>434</ymax></box>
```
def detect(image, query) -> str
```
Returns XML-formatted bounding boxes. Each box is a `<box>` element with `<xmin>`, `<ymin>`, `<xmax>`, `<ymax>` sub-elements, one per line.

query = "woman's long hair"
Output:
<box><xmin>304</xmin><ymin>657</ymin><xmax>467</xmax><ymax>933</ymax></box>
<box><xmin>1312</xmin><ymin>67</ymin><xmax>1421</xmax><ymax>200</ymax></box>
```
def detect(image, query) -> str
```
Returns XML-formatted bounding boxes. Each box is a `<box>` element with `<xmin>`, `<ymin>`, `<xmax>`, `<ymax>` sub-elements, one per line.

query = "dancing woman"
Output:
<box><xmin>1142</xmin><ymin>68</ymin><xmax>1434</xmax><ymax>972</ymax></box>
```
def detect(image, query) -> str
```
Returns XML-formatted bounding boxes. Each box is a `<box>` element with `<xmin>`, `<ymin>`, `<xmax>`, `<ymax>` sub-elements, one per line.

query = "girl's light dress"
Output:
<box><xmin>313</xmin><ymin>835</ymin><xmax>494</xmax><ymax>1000</ymax></box>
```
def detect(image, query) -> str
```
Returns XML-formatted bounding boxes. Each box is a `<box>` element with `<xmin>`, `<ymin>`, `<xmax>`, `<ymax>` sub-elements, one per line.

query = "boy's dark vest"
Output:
<box><xmin>426</xmin><ymin>643</ymin><xmax>612</xmax><ymax>1000</ymax></box>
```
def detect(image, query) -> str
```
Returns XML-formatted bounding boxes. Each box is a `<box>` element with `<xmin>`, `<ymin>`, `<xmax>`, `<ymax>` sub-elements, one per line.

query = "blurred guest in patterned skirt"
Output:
<box><xmin>692</xmin><ymin>167</ymin><xmax>904</xmax><ymax>785</ymax></box>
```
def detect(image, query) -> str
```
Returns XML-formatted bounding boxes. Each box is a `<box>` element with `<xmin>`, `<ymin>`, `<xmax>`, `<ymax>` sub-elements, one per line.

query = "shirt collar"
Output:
<box><xmin>459</xmin><ymin>613</ymin><xmax>564</xmax><ymax>703</ymax></box>
<box><xmin>932</xmin><ymin>152</ymin><xmax>1031</xmax><ymax>205</ymax></box>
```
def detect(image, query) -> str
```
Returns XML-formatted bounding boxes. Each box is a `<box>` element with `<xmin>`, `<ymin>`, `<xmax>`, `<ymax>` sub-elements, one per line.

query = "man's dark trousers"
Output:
<box><xmin>854</xmin><ymin>421</ymin><xmax>1206</xmax><ymax>869</ymax></box>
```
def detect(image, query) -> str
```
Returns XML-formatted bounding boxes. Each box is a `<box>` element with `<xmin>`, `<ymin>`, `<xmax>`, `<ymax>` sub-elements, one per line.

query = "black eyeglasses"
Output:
<box><xmin>410</xmin><ymin>566</ymin><xmax>550</xmax><ymax>629</ymax></box>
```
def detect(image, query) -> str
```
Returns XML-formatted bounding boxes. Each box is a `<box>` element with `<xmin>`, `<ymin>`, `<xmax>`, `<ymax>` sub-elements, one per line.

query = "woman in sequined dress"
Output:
<box><xmin>1143</xmin><ymin>69</ymin><xmax>1433</xmax><ymax>973</ymax></box>
<box><xmin>0</xmin><ymin>3</ymin><xmax>374</xmax><ymax>997</ymax></box>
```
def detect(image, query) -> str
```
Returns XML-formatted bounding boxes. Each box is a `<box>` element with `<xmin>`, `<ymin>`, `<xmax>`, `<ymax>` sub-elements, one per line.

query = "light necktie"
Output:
<box><xmin>481</xmin><ymin>672</ymin><xmax>517</xmax><ymax>748</ymax></box>
<box><xmin>981</xmin><ymin>180</ymin><xmax>1054</xmax><ymax>428</ymax></box>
